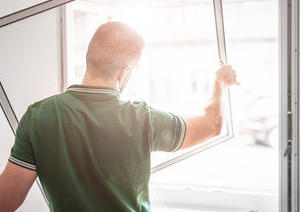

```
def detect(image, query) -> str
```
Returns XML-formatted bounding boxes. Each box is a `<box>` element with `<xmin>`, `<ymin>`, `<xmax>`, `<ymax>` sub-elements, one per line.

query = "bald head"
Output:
<box><xmin>86</xmin><ymin>21</ymin><xmax>145</xmax><ymax>81</ymax></box>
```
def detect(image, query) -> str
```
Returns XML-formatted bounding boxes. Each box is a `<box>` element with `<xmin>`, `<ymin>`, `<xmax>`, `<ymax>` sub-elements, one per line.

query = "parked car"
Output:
<box><xmin>238</xmin><ymin>95</ymin><xmax>278</xmax><ymax>148</ymax></box>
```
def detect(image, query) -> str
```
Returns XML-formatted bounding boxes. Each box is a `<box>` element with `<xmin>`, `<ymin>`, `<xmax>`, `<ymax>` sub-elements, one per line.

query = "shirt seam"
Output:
<box><xmin>67</xmin><ymin>87</ymin><xmax>120</xmax><ymax>97</ymax></box>
<box><xmin>8</xmin><ymin>155</ymin><xmax>37</xmax><ymax>171</ymax></box>
<box><xmin>172</xmin><ymin>115</ymin><xmax>186</xmax><ymax>152</ymax></box>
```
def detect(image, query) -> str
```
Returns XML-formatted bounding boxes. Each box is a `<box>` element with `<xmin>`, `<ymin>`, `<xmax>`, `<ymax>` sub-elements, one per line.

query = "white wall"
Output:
<box><xmin>0</xmin><ymin>7</ymin><xmax>62</xmax><ymax>212</ymax></box>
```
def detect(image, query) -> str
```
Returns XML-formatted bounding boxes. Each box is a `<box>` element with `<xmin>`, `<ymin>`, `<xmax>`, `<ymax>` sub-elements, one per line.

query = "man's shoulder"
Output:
<box><xmin>120</xmin><ymin>99</ymin><xmax>150</xmax><ymax>111</ymax></box>
<box><xmin>29</xmin><ymin>93</ymin><xmax>65</xmax><ymax>112</ymax></box>
<box><xmin>118</xmin><ymin>99</ymin><xmax>153</xmax><ymax>120</ymax></box>
<box><xmin>18</xmin><ymin>93</ymin><xmax>66</xmax><ymax>128</ymax></box>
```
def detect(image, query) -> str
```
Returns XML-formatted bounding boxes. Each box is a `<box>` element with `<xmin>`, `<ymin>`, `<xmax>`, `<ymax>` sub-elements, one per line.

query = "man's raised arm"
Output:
<box><xmin>180</xmin><ymin>65</ymin><xmax>239</xmax><ymax>150</ymax></box>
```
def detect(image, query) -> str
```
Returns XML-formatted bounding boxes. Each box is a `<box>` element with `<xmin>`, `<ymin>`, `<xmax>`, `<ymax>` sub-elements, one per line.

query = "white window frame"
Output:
<box><xmin>280</xmin><ymin>0</ymin><xmax>300</xmax><ymax>211</ymax></box>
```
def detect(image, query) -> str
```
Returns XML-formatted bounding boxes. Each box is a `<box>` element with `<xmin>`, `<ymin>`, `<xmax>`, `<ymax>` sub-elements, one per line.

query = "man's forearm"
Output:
<box><xmin>0</xmin><ymin>174</ymin><xmax>16</xmax><ymax>212</ymax></box>
<box><xmin>180</xmin><ymin>65</ymin><xmax>238</xmax><ymax>150</ymax></box>
<box><xmin>0</xmin><ymin>162</ymin><xmax>36</xmax><ymax>212</ymax></box>
<box><xmin>203</xmin><ymin>80</ymin><xmax>224</xmax><ymax>135</ymax></box>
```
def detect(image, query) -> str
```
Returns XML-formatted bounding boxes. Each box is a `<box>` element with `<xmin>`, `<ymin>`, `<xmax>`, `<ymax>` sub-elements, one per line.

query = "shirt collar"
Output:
<box><xmin>67</xmin><ymin>84</ymin><xmax>120</xmax><ymax>97</ymax></box>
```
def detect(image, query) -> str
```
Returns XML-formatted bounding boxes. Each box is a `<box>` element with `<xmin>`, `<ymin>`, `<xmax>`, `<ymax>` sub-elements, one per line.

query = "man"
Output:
<box><xmin>0</xmin><ymin>22</ymin><xmax>238</xmax><ymax>211</ymax></box>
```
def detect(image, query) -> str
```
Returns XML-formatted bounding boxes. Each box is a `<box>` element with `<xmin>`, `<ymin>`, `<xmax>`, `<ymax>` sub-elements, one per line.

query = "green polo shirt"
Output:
<box><xmin>8</xmin><ymin>84</ymin><xmax>186</xmax><ymax>212</ymax></box>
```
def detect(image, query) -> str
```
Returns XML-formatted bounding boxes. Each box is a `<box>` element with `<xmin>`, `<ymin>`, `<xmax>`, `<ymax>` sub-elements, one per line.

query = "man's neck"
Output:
<box><xmin>81</xmin><ymin>74</ymin><xmax>120</xmax><ymax>91</ymax></box>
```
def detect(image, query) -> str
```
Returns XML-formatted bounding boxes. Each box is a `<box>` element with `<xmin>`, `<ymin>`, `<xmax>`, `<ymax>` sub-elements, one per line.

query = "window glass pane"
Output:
<box><xmin>150</xmin><ymin>0</ymin><xmax>279</xmax><ymax>211</ymax></box>
<box><xmin>67</xmin><ymin>0</ymin><xmax>231</xmax><ymax>169</ymax></box>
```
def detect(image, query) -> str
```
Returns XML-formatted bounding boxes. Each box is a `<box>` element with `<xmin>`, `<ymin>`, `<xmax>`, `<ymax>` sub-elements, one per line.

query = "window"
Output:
<box><xmin>0</xmin><ymin>0</ymin><xmax>284</xmax><ymax>210</ymax></box>
<box><xmin>64</xmin><ymin>0</ymin><xmax>234</xmax><ymax>172</ymax></box>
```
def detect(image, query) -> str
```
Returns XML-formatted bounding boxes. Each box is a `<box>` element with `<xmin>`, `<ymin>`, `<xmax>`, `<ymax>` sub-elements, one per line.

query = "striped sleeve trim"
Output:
<box><xmin>8</xmin><ymin>156</ymin><xmax>37</xmax><ymax>171</ymax></box>
<box><xmin>172</xmin><ymin>116</ymin><xmax>186</xmax><ymax>152</ymax></box>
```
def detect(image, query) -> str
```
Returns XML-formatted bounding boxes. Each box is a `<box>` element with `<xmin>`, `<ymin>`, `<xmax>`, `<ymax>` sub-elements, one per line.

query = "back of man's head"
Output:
<box><xmin>86</xmin><ymin>21</ymin><xmax>145</xmax><ymax>81</ymax></box>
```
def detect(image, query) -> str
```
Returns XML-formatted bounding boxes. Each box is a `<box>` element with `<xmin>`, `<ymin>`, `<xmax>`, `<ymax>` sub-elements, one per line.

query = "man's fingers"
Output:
<box><xmin>234</xmin><ymin>78</ymin><xmax>241</xmax><ymax>85</ymax></box>
<box><xmin>221</xmin><ymin>64</ymin><xmax>232</xmax><ymax>70</ymax></box>
<box><xmin>231</xmin><ymin>70</ymin><xmax>240</xmax><ymax>85</ymax></box>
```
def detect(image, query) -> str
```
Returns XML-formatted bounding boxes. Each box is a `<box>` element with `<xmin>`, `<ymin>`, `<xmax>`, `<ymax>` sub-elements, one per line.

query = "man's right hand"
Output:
<box><xmin>216</xmin><ymin>65</ymin><xmax>239</xmax><ymax>88</ymax></box>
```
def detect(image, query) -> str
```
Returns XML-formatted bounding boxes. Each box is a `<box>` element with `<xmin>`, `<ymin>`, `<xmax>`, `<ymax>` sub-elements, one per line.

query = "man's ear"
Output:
<box><xmin>118</xmin><ymin>65</ymin><xmax>130</xmax><ymax>83</ymax></box>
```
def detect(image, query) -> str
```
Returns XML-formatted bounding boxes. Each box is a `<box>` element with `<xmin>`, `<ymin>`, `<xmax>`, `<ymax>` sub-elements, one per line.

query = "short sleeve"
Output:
<box><xmin>8</xmin><ymin>106</ymin><xmax>37</xmax><ymax>171</ymax></box>
<box><xmin>149</xmin><ymin>107</ymin><xmax>186</xmax><ymax>152</ymax></box>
